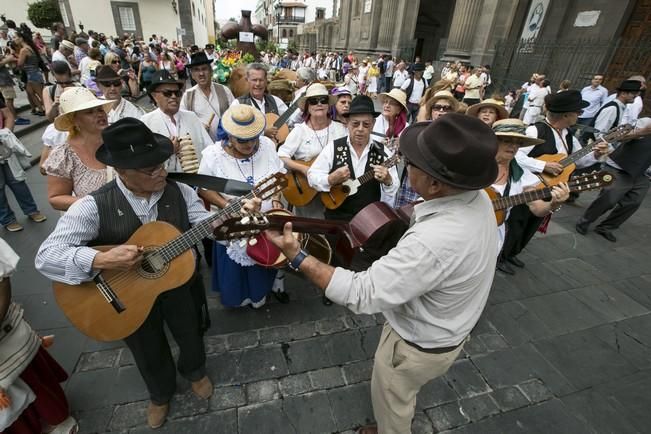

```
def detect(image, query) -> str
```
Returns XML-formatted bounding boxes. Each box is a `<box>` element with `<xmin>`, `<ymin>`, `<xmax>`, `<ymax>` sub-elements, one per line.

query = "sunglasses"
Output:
<box><xmin>308</xmin><ymin>96</ymin><xmax>329</xmax><ymax>105</ymax></box>
<box><xmin>111</xmin><ymin>60</ymin><xmax>120</xmax><ymax>64</ymax></box>
<box><xmin>55</xmin><ymin>80</ymin><xmax>74</xmax><ymax>85</ymax></box>
<box><xmin>100</xmin><ymin>80</ymin><xmax>123</xmax><ymax>88</ymax></box>
<box><xmin>136</xmin><ymin>164</ymin><xmax>166</xmax><ymax>177</ymax></box>
<box><xmin>432</xmin><ymin>104</ymin><xmax>453</xmax><ymax>112</ymax></box>
<box><xmin>155</xmin><ymin>89</ymin><xmax>183</xmax><ymax>98</ymax></box>
<box><xmin>233</xmin><ymin>137</ymin><xmax>260</xmax><ymax>144</ymax></box>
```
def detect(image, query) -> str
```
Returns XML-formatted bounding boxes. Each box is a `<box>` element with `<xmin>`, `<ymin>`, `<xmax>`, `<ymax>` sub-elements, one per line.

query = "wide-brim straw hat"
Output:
<box><xmin>492</xmin><ymin>119</ymin><xmax>545</xmax><ymax>147</ymax></box>
<box><xmin>221</xmin><ymin>105</ymin><xmax>266</xmax><ymax>140</ymax></box>
<box><xmin>379</xmin><ymin>88</ymin><xmax>408</xmax><ymax>112</ymax></box>
<box><xmin>466</xmin><ymin>98</ymin><xmax>509</xmax><ymax>120</ymax></box>
<box><xmin>425</xmin><ymin>90</ymin><xmax>458</xmax><ymax>114</ymax></box>
<box><xmin>54</xmin><ymin>87</ymin><xmax>114</xmax><ymax>132</ymax></box>
<box><xmin>297</xmin><ymin>83</ymin><xmax>337</xmax><ymax>112</ymax></box>
<box><xmin>59</xmin><ymin>40</ymin><xmax>75</xmax><ymax>51</ymax></box>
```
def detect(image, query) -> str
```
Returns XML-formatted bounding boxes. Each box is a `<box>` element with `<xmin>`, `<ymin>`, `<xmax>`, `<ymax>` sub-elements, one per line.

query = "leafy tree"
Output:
<box><xmin>27</xmin><ymin>0</ymin><xmax>62</xmax><ymax>29</ymax></box>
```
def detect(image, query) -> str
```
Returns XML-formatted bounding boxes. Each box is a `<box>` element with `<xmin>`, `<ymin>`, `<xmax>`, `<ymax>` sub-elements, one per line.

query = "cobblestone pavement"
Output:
<box><xmin>3</xmin><ymin>97</ymin><xmax>651</xmax><ymax>433</ymax></box>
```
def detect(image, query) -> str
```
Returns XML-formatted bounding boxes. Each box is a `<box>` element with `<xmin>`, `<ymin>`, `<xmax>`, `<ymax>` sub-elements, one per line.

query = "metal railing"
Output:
<box><xmin>277</xmin><ymin>16</ymin><xmax>306</xmax><ymax>24</ymax></box>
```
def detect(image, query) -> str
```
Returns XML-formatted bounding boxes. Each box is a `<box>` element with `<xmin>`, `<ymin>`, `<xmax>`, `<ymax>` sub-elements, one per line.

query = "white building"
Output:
<box><xmin>255</xmin><ymin>0</ymin><xmax>337</xmax><ymax>44</ymax></box>
<box><xmin>3</xmin><ymin>0</ymin><xmax>215</xmax><ymax>46</ymax></box>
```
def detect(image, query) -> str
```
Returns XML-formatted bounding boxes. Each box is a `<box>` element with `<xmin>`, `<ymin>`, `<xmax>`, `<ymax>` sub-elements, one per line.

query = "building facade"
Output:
<box><xmin>3</xmin><ymin>0</ymin><xmax>215</xmax><ymax>46</ymax></box>
<box><xmin>256</xmin><ymin>0</ymin><xmax>338</xmax><ymax>47</ymax></box>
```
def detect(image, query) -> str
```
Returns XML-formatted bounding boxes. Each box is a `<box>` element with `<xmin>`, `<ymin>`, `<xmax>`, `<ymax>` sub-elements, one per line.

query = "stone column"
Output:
<box><xmin>379</xmin><ymin>0</ymin><xmax>399</xmax><ymax>48</ymax></box>
<box><xmin>441</xmin><ymin>0</ymin><xmax>484</xmax><ymax>61</ymax></box>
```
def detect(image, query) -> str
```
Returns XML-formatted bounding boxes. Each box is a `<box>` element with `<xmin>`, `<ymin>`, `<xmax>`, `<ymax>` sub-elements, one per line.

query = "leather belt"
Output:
<box><xmin>403</xmin><ymin>338</ymin><xmax>463</xmax><ymax>354</ymax></box>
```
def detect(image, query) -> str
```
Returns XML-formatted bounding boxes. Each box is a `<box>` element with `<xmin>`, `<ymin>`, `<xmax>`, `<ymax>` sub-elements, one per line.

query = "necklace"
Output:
<box><xmin>309</xmin><ymin>120</ymin><xmax>330</xmax><ymax>151</ymax></box>
<box><xmin>231</xmin><ymin>147</ymin><xmax>257</xmax><ymax>185</ymax></box>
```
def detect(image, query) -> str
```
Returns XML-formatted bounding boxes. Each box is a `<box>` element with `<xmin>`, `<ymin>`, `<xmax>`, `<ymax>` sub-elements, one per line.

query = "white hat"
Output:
<box><xmin>54</xmin><ymin>87</ymin><xmax>114</xmax><ymax>132</ymax></box>
<box><xmin>221</xmin><ymin>105</ymin><xmax>266</xmax><ymax>140</ymax></box>
<box><xmin>59</xmin><ymin>40</ymin><xmax>75</xmax><ymax>51</ymax></box>
<box><xmin>297</xmin><ymin>83</ymin><xmax>337</xmax><ymax>112</ymax></box>
<box><xmin>379</xmin><ymin>88</ymin><xmax>408</xmax><ymax>112</ymax></box>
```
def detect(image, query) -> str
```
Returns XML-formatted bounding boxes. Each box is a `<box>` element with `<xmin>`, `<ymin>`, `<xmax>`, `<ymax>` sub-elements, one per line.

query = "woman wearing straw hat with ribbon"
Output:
<box><xmin>490</xmin><ymin>119</ymin><xmax>570</xmax><ymax>275</ymax></box>
<box><xmin>373</xmin><ymin>88</ymin><xmax>409</xmax><ymax>141</ymax></box>
<box><xmin>278</xmin><ymin>84</ymin><xmax>347</xmax><ymax>218</ymax></box>
<box><xmin>418</xmin><ymin>90</ymin><xmax>458</xmax><ymax>122</ymax></box>
<box><xmin>198</xmin><ymin>105</ymin><xmax>288</xmax><ymax>308</ymax></box>
<box><xmin>44</xmin><ymin>87</ymin><xmax>114</xmax><ymax>211</ymax></box>
<box><xmin>466</xmin><ymin>98</ymin><xmax>509</xmax><ymax>127</ymax></box>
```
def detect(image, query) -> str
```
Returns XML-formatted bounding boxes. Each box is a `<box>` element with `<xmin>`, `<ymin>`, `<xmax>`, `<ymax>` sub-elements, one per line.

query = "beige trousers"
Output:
<box><xmin>371</xmin><ymin>323</ymin><xmax>465</xmax><ymax>434</ymax></box>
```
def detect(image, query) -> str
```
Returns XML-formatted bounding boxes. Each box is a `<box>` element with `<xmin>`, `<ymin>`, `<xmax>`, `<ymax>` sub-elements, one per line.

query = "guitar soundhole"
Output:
<box><xmin>341</xmin><ymin>185</ymin><xmax>350</xmax><ymax>194</ymax></box>
<box><xmin>137</xmin><ymin>247</ymin><xmax>169</xmax><ymax>279</ymax></box>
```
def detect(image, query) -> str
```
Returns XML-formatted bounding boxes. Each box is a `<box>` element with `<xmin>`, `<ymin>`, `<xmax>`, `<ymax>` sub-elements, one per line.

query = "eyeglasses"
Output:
<box><xmin>308</xmin><ymin>96</ymin><xmax>329</xmax><ymax>105</ymax></box>
<box><xmin>100</xmin><ymin>80</ymin><xmax>123</xmax><ymax>88</ymax></box>
<box><xmin>349</xmin><ymin>120</ymin><xmax>373</xmax><ymax>129</ymax></box>
<box><xmin>155</xmin><ymin>89</ymin><xmax>183</xmax><ymax>98</ymax></box>
<box><xmin>111</xmin><ymin>60</ymin><xmax>120</xmax><ymax>64</ymax></box>
<box><xmin>136</xmin><ymin>164</ymin><xmax>166</xmax><ymax>177</ymax></box>
<box><xmin>432</xmin><ymin>104</ymin><xmax>453</xmax><ymax>112</ymax></box>
<box><xmin>55</xmin><ymin>80</ymin><xmax>74</xmax><ymax>85</ymax></box>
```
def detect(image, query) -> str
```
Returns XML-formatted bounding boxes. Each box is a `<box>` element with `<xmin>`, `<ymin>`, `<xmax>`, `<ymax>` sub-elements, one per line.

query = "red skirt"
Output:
<box><xmin>5</xmin><ymin>347</ymin><xmax>70</xmax><ymax>434</ymax></box>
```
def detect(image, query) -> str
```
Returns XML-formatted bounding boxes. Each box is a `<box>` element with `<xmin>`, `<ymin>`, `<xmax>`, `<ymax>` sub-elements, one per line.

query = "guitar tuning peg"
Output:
<box><xmin>239</xmin><ymin>239</ymin><xmax>248</xmax><ymax>248</ymax></box>
<box><xmin>248</xmin><ymin>237</ymin><xmax>258</xmax><ymax>246</ymax></box>
<box><xmin>241</xmin><ymin>216</ymin><xmax>251</xmax><ymax>225</ymax></box>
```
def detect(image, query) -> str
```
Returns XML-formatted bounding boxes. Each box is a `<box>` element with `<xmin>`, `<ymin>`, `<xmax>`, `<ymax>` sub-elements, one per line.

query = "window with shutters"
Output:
<box><xmin>119</xmin><ymin>7</ymin><xmax>137</xmax><ymax>31</ymax></box>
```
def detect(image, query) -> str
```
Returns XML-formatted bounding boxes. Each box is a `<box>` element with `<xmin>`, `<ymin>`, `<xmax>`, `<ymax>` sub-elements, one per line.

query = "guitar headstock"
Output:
<box><xmin>213</xmin><ymin>212</ymin><xmax>270</xmax><ymax>241</ymax></box>
<box><xmin>604</xmin><ymin>124</ymin><xmax>634</xmax><ymax>142</ymax></box>
<box><xmin>569</xmin><ymin>170</ymin><xmax>615</xmax><ymax>192</ymax></box>
<box><xmin>252</xmin><ymin>172</ymin><xmax>289</xmax><ymax>201</ymax></box>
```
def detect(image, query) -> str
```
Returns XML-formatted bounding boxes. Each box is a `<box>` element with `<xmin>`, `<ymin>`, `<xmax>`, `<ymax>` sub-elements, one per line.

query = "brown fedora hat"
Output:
<box><xmin>400</xmin><ymin>114</ymin><xmax>498</xmax><ymax>190</ymax></box>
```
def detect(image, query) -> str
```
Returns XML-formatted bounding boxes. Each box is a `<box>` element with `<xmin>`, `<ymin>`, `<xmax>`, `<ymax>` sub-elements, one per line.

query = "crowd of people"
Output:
<box><xmin>0</xmin><ymin>17</ymin><xmax>650</xmax><ymax>434</ymax></box>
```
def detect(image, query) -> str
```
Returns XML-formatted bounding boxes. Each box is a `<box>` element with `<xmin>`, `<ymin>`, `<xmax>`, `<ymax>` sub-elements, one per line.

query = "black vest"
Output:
<box><xmin>587</xmin><ymin>101</ymin><xmax>620</xmax><ymax>140</ymax></box>
<box><xmin>529</xmin><ymin>122</ymin><xmax>574</xmax><ymax>158</ymax></box>
<box><xmin>324</xmin><ymin>137</ymin><xmax>384</xmax><ymax>221</ymax></box>
<box><xmin>610</xmin><ymin>136</ymin><xmax>651</xmax><ymax>177</ymax></box>
<box><xmin>237</xmin><ymin>93</ymin><xmax>279</xmax><ymax>115</ymax></box>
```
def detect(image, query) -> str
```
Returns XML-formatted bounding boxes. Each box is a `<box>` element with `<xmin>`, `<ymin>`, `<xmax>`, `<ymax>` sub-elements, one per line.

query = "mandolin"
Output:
<box><xmin>321</xmin><ymin>150</ymin><xmax>400</xmax><ymax>210</ymax></box>
<box><xmin>52</xmin><ymin>173</ymin><xmax>287</xmax><ymax>342</ymax></box>
<box><xmin>486</xmin><ymin>170</ymin><xmax>614</xmax><ymax>225</ymax></box>
<box><xmin>536</xmin><ymin>124</ymin><xmax>632</xmax><ymax>186</ymax></box>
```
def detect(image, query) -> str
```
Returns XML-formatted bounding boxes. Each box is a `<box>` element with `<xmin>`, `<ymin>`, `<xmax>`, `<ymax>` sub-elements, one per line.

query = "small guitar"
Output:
<box><xmin>321</xmin><ymin>150</ymin><xmax>401</xmax><ymax>210</ymax></box>
<box><xmin>536</xmin><ymin>124</ymin><xmax>632</xmax><ymax>186</ymax></box>
<box><xmin>486</xmin><ymin>170</ymin><xmax>614</xmax><ymax>225</ymax></box>
<box><xmin>282</xmin><ymin>158</ymin><xmax>318</xmax><ymax>207</ymax></box>
<box><xmin>266</xmin><ymin>84</ymin><xmax>311</xmax><ymax>145</ymax></box>
<box><xmin>52</xmin><ymin>173</ymin><xmax>287</xmax><ymax>342</ymax></box>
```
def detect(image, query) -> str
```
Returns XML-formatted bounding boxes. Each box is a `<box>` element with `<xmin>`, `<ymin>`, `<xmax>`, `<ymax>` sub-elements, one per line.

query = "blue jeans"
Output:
<box><xmin>0</xmin><ymin>163</ymin><xmax>39</xmax><ymax>225</ymax></box>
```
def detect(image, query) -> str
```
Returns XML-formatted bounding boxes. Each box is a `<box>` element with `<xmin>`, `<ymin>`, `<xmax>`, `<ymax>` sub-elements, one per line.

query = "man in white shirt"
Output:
<box><xmin>400</xmin><ymin>63</ymin><xmax>426</xmax><ymax>122</ymax></box>
<box><xmin>181</xmin><ymin>52</ymin><xmax>234</xmax><ymax>140</ymax></box>
<box><xmin>384</xmin><ymin>57</ymin><xmax>395</xmax><ymax>91</ymax></box>
<box><xmin>141</xmin><ymin>70</ymin><xmax>213</xmax><ymax>173</ymax></box>
<box><xmin>522</xmin><ymin>74</ymin><xmax>548</xmax><ymax>125</ymax></box>
<box><xmin>270</xmin><ymin>114</ymin><xmax>499</xmax><ymax>434</ymax></box>
<box><xmin>603</xmin><ymin>75</ymin><xmax>646</xmax><ymax>126</ymax></box>
<box><xmin>462</xmin><ymin>67</ymin><xmax>483</xmax><ymax>106</ymax></box>
<box><xmin>230</xmin><ymin>63</ymin><xmax>289</xmax><ymax>141</ymax></box>
<box><xmin>95</xmin><ymin>66</ymin><xmax>145</xmax><ymax>124</ymax></box>
<box><xmin>578</xmin><ymin>74</ymin><xmax>608</xmax><ymax>125</ymax></box>
<box><xmin>203</xmin><ymin>44</ymin><xmax>216</xmax><ymax>61</ymax></box>
<box><xmin>589</xmin><ymin>79</ymin><xmax>641</xmax><ymax>143</ymax></box>
<box><xmin>52</xmin><ymin>40</ymin><xmax>79</xmax><ymax>76</ymax></box>
<box><xmin>392</xmin><ymin>62</ymin><xmax>409</xmax><ymax>89</ymax></box>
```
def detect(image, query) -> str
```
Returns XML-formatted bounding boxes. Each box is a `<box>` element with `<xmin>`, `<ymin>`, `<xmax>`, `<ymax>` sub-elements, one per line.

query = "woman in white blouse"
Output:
<box><xmin>278</xmin><ymin>84</ymin><xmax>347</xmax><ymax>218</ymax></box>
<box><xmin>198</xmin><ymin>105</ymin><xmax>288</xmax><ymax>308</ymax></box>
<box><xmin>373</xmin><ymin>88</ymin><xmax>409</xmax><ymax>141</ymax></box>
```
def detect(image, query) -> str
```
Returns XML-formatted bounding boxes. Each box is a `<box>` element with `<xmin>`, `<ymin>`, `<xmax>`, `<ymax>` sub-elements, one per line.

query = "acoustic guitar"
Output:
<box><xmin>321</xmin><ymin>150</ymin><xmax>401</xmax><ymax>210</ymax></box>
<box><xmin>282</xmin><ymin>158</ymin><xmax>318</xmax><ymax>207</ymax></box>
<box><xmin>265</xmin><ymin>85</ymin><xmax>312</xmax><ymax>145</ymax></box>
<box><xmin>486</xmin><ymin>170</ymin><xmax>614</xmax><ymax>225</ymax></box>
<box><xmin>536</xmin><ymin>124</ymin><xmax>632</xmax><ymax>186</ymax></box>
<box><xmin>52</xmin><ymin>173</ymin><xmax>287</xmax><ymax>342</ymax></box>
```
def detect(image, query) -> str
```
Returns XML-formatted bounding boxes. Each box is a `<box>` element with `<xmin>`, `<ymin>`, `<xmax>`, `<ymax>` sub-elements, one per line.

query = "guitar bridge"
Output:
<box><xmin>93</xmin><ymin>274</ymin><xmax>125</xmax><ymax>313</ymax></box>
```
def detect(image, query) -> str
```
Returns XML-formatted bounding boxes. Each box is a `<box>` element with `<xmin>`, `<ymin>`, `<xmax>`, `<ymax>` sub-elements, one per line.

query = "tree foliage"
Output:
<box><xmin>27</xmin><ymin>0</ymin><xmax>62</xmax><ymax>29</ymax></box>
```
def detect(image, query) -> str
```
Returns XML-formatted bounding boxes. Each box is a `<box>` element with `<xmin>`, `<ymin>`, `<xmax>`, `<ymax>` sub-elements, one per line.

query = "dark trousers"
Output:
<box><xmin>407</xmin><ymin>102</ymin><xmax>420</xmax><ymax>123</ymax></box>
<box><xmin>501</xmin><ymin>204</ymin><xmax>543</xmax><ymax>259</ymax></box>
<box><xmin>0</xmin><ymin>163</ymin><xmax>39</xmax><ymax>226</ymax></box>
<box><xmin>124</xmin><ymin>283</ymin><xmax>206</xmax><ymax>405</ymax></box>
<box><xmin>579</xmin><ymin>167</ymin><xmax>650</xmax><ymax>230</ymax></box>
<box><xmin>385</xmin><ymin>76</ymin><xmax>392</xmax><ymax>92</ymax></box>
<box><xmin>463</xmin><ymin>98</ymin><xmax>481</xmax><ymax>106</ymax></box>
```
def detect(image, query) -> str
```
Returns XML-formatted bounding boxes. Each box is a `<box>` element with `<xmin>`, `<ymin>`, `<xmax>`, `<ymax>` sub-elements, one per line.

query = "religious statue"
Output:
<box><xmin>220</xmin><ymin>10</ymin><xmax>267</xmax><ymax>57</ymax></box>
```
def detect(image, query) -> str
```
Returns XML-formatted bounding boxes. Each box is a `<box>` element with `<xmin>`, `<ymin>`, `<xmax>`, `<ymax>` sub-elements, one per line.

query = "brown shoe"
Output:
<box><xmin>5</xmin><ymin>222</ymin><xmax>23</xmax><ymax>232</ymax></box>
<box><xmin>191</xmin><ymin>376</ymin><xmax>213</xmax><ymax>399</ymax></box>
<box><xmin>147</xmin><ymin>402</ymin><xmax>169</xmax><ymax>429</ymax></box>
<box><xmin>29</xmin><ymin>213</ymin><xmax>47</xmax><ymax>223</ymax></box>
<box><xmin>357</xmin><ymin>426</ymin><xmax>378</xmax><ymax>434</ymax></box>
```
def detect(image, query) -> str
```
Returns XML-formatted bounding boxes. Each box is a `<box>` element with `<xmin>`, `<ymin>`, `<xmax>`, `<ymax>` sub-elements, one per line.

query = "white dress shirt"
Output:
<box><xmin>35</xmin><ymin>177</ymin><xmax>212</xmax><ymax>285</ymax></box>
<box><xmin>325</xmin><ymin>190</ymin><xmax>498</xmax><ymax>348</ymax></box>
<box><xmin>392</xmin><ymin>70</ymin><xmax>409</xmax><ymax>88</ymax></box>
<box><xmin>141</xmin><ymin>108</ymin><xmax>214</xmax><ymax>172</ymax></box>
<box><xmin>516</xmin><ymin>122</ymin><xmax>600</xmax><ymax>173</ymax></box>
<box><xmin>594</xmin><ymin>99</ymin><xmax>626</xmax><ymax>135</ymax></box>
<box><xmin>400</xmin><ymin>78</ymin><xmax>425</xmax><ymax>104</ymax></box>
<box><xmin>230</xmin><ymin>94</ymin><xmax>288</xmax><ymax>116</ymax></box>
<box><xmin>180</xmin><ymin>83</ymin><xmax>234</xmax><ymax>139</ymax></box>
<box><xmin>107</xmin><ymin>98</ymin><xmax>145</xmax><ymax>124</ymax></box>
<box><xmin>307</xmin><ymin>137</ymin><xmax>399</xmax><ymax>206</ymax></box>
<box><xmin>580</xmin><ymin>85</ymin><xmax>609</xmax><ymax>119</ymax></box>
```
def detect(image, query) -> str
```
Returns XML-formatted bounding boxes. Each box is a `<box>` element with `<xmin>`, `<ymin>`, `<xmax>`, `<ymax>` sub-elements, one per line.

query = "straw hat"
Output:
<box><xmin>492</xmin><ymin>119</ymin><xmax>544</xmax><ymax>147</ymax></box>
<box><xmin>379</xmin><ymin>88</ymin><xmax>408</xmax><ymax>112</ymax></box>
<box><xmin>59</xmin><ymin>40</ymin><xmax>75</xmax><ymax>51</ymax></box>
<box><xmin>425</xmin><ymin>90</ymin><xmax>458</xmax><ymax>114</ymax></box>
<box><xmin>465</xmin><ymin>98</ymin><xmax>508</xmax><ymax>120</ymax></box>
<box><xmin>221</xmin><ymin>105</ymin><xmax>266</xmax><ymax>140</ymax></box>
<box><xmin>54</xmin><ymin>87</ymin><xmax>114</xmax><ymax>132</ymax></box>
<box><xmin>297</xmin><ymin>83</ymin><xmax>337</xmax><ymax>112</ymax></box>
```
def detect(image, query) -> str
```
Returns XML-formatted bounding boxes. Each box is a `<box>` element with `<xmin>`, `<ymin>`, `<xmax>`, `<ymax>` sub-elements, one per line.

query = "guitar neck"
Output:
<box><xmin>559</xmin><ymin>126</ymin><xmax>627</xmax><ymax>167</ymax></box>
<box><xmin>559</xmin><ymin>141</ymin><xmax>594</xmax><ymax>167</ymax></box>
<box><xmin>493</xmin><ymin>187</ymin><xmax>553</xmax><ymax>211</ymax></box>
<box><xmin>273</xmin><ymin>103</ymin><xmax>298</xmax><ymax>128</ymax></box>
<box><xmin>356</xmin><ymin>155</ymin><xmax>399</xmax><ymax>185</ymax></box>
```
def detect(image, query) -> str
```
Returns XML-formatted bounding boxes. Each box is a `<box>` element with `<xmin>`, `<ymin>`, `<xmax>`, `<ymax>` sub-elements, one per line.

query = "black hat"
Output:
<box><xmin>544</xmin><ymin>90</ymin><xmax>589</xmax><ymax>113</ymax></box>
<box><xmin>96</xmin><ymin>118</ymin><xmax>173</xmax><ymax>169</ymax></box>
<box><xmin>617</xmin><ymin>79</ymin><xmax>642</xmax><ymax>92</ymax></box>
<box><xmin>95</xmin><ymin>65</ymin><xmax>121</xmax><ymax>82</ymax></box>
<box><xmin>186</xmin><ymin>51</ymin><xmax>213</xmax><ymax>69</ymax></box>
<box><xmin>147</xmin><ymin>70</ymin><xmax>184</xmax><ymax>94</ymax></box>
<box><xmin>400</xmin><ymin>115</ymin><xmax>498</xmax><ymax>190</ymax></box>
<box><xmin>343</xmin><ymin>95</ymin><xmax>381</xmax><ymax>118</ymax></box>
<box><xmin>412</xmin><ymin>63</ymin><xmax>425</xmax><ymax>72</ymax></box>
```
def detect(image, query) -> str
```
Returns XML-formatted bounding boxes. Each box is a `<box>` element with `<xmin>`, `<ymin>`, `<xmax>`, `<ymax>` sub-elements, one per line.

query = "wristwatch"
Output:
<box><xmin>288</xmin><ymin>249</ymin><xmax>309</xmax><ymax>272</ymax></box>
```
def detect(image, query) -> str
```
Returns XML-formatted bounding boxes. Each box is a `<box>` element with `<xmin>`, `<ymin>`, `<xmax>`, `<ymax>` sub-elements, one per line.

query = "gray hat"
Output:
<box><xmin>75</xmin><ymin>37</ymin><xmax>88</xmax><ymax>46</ymax></box>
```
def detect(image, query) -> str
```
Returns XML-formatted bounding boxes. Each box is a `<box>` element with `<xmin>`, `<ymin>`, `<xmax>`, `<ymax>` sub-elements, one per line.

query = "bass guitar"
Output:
<box><xmin>52</xmin><ymin>173</ymin><xmax>287</xmax><ymax>342</ymax></box>
<box><xmin>536</xmin><ymin>124</ymin><xmax>632</xmax><ymax>186</ymax></box>
<box><xmin>486</xmin><ymin>170</ymin><xmax>614</xmax><ymax>225</ymax></box>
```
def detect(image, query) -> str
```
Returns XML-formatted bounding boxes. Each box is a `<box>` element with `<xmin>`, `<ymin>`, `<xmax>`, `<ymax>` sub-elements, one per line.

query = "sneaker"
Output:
<box><xmin>5</xmin><ymin>222</ymin><xmax>23</xmax><ymax>232</ymax></box>
<box><xmin>15</xmin><ymin>117</ymin><xmax>31</xmax><ymax>126</ymax></box>
<box><xmin>29</xmin><ymin>213</ymin><xmax>47</xmax><ymax>223</ymax></box>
